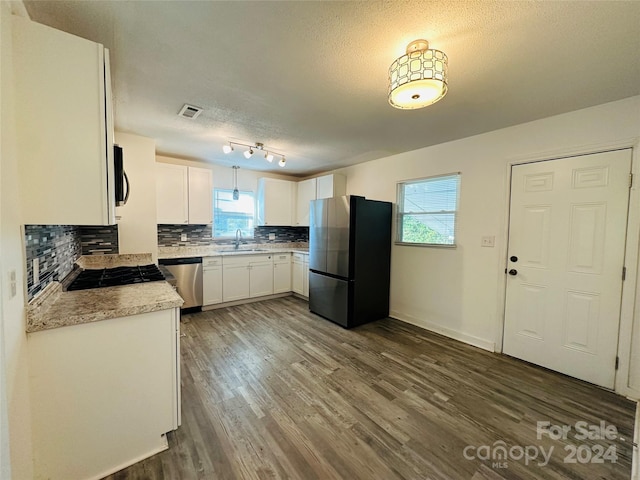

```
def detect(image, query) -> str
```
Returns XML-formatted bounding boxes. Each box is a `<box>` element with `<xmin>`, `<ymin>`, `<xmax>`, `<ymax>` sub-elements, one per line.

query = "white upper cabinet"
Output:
<box><xmin>156</xmin><ymin>164</ymin><xmax>189</xmax><ymax>224</ymax></box>
<box><xmin>316</xmin><ymin>174</ymin><xmax>346</xmax><ymax>199</ymax></box>
<box><xmin>13</xmin><ymin>17</ymin><xmax>115</xmax><ymax>225</ymax></box>
<box><xmin>156</xmin><ymin>164</ymin><xmax>212</xmax><ymax>225</ymax></box>
<box><xmin>295</xmin><ymin>178</ymin><xmax>317</xmax><ymax>226</ymax></box>
<box><xmin>187</xmin><ymin>167</ymin><xmax>213</xmax><ymax>224</ymax></box>
<box><xmin>256</xmin><ymin>178</ymin><xmax>295</xmax><ymax>226</ymax></box>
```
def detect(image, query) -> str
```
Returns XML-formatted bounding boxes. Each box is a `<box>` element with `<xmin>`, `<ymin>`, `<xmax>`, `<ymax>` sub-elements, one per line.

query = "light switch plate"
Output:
<box><xmin>269</xmin><ymin>233</ymin><xmax>276</xmax><ymax>240</ymax></box>
<box><xmin>9</xmin><ymin>269</ymin><xmax>16</xmax><ymax>298</ymax></box>
<box><xmin>481</xmin><ymin>236</ymin><xmax>495</xmax><ymax>247</ymax></box>
<box><xmin>180</xmin><ymin>233</ymin><xmax>187</xmax><ymax>242</ymax></box>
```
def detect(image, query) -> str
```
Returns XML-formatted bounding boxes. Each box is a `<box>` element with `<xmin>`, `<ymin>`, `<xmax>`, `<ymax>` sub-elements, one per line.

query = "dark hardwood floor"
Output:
<box><xmin>107</xmin><ymin>296</ymin><xmax>636</xmax><ymax>480</ymax></box>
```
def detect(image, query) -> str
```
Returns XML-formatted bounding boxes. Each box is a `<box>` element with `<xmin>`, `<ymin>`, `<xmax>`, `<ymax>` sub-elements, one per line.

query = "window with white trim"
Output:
<box><xmin>396</xmin><ymin>173</ymin><xmax>460</xmax><ymax>246</ymax></box>
<box><xmin>213</xmin><ymin>189</ymin><xmax>255</xmax><ymax>238</ymax></box>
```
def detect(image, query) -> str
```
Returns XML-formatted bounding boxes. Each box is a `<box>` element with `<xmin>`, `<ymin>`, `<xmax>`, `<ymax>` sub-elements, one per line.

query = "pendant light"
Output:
<box><xmin>232</xmin><ymin>166</ymin><xmax>240</xmax><ymax>200</ymax></box>
<box><xmin>388</xmin><ymin>39</ymin><xmax>448</xmax><ymax>109</ymax></box>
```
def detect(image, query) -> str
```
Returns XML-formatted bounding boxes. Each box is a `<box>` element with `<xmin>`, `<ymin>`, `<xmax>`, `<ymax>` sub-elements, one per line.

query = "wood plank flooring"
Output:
<box><xmin>107</xmin><ymin>297</ymin><xmax>636</xmax><ymax>480</ymax></box>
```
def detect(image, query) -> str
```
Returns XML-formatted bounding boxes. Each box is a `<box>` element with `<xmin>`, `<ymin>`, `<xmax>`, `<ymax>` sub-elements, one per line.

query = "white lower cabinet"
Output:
<box><xmin>250</xmin><ymin>261</ymin><xmax>274</xmax><ymax>297</ymax></box>
<box><xmin>203</xmin><ymin>257</ymin><xmax>223</xmax><ymax>306</ymax></box>
<box><xmin>222</xmin><ymin>254</ymin><xmax>274</xmax><ymax>302</ymax></box>
<box><xmin>222</xmin><ymin>263</ymin><xmax>250</xmax><ymax>302</ymax></box>
<box><xmin>28</xmin><ymin>309</ymin><xmax>180</xmax><ymax>480</ymax></box>
<box><xmin>292</xmin><ymin>253</ymin><xmax>309</xmax><ymax>297</ymax></box>
<box><xmin>273</xmin><ymin>253</ymin><xmax>292</xmax><ymax>294</ymax></box>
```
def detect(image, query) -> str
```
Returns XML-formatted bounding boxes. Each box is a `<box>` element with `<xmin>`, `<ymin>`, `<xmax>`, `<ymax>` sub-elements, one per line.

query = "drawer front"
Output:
<box><xmin>273</xmin><ymin>253</ymin><xmax>291</xmax><ymax>264</ymax></box>
<box><xmin>203</xmin><ymin>257</ymin><xmax>222</xmax><ymax>267</ymax></box>
<box><xmin>292</xmin><ymin>253</ymin><xmax>305</xmax><ymax>262</ymax></box>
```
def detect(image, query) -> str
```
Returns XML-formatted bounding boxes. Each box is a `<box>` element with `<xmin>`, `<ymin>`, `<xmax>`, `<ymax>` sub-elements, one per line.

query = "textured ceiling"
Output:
<box><xmin>24</xmin><ymin>1</ymin><xmax>640</xmax><ymax>176</ymax></box>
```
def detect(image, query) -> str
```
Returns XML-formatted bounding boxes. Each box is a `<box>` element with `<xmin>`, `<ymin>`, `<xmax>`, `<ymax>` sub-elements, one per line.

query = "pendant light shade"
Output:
<box><xmin>232</xmin><ymin>166</ymin><xmax>240</xmax><ymax>200</ymax></box>
<box><xmin>388</xmin><ymin>39</ymin><xmax>448</xmax><ymax>109</ymax></box>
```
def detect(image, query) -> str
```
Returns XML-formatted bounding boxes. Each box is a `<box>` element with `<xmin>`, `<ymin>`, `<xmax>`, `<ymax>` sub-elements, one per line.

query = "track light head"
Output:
<box><xmin>243</xmin><ymin>148</ymin><xmax>253</xmax><ymax>159</ymax></box>
<box><xmin>265</xmin><ymin>153</ymin><xmax>274</xmax><ymax>162</ymax></box>
<box><xmin>222</xmin><ymin>144</ymin><xmax>233</xmax><ymax>154</ymax></box>
<box><xmin>278</xmin><ymin>157</ymin><xmax>286</xmax><ymax>167</ymax></box>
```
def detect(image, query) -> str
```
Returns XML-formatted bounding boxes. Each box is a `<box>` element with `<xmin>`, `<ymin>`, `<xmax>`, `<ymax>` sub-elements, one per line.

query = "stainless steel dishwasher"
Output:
<box><xmin>159</xmin><ymin>257</ymin><xmax>203</xmax><ymax>309</ymax></box>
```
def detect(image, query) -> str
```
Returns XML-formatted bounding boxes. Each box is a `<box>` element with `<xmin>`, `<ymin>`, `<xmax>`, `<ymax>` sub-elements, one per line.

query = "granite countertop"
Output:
<box><xmin>158</xmin><ymin>244</ymin><xmax>309</xmax><ymax>260</ymax></box>
<box><xmin>27</xmin><ymin>253</ymin><xmax>183</xmax><ymax>333</ymax></box>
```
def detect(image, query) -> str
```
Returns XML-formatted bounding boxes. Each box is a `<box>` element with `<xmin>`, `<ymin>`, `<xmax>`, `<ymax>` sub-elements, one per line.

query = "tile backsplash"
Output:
<box><xmin>24</xmin><ymin>225</ymin><xmax>82</xmax><ymax>300</ymax></box>
<box><xmin>79</xmin><ymin>225</ymin><xmax>119</xmax><ymax>255</ymax></box>
<box><xmin>158</xmin><ymin>225</ymin><xmax>309</xmax><ymax>247</ymax></box>
<box><xmin>25</xmin><ymin>224</ymin><xmax>120</xmax><ymax>300</ymax></box>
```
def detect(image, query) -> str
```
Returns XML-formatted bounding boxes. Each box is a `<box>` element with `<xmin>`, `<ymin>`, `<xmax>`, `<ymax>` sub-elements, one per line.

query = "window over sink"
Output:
<box><xmin>213</xmin><ymin>189</ymin><xmax>255</xmax><ymax>238</ymax></box>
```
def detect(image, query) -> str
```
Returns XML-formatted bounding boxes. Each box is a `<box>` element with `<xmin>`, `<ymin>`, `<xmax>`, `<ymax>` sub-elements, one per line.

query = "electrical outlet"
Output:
<box><xmin>180</xmin><ymin>233</ymin><xmax>187</xmax><ymax>242</ymax></box>
<box><xmin>269</xmin><ymin>233</ymin><xmax>276</xmax><ymax>240</ymax></box>
<box><xmin>33</xmin><ymin>258</ymin><xmax>40</xmax><ymax>284</ymax></box>
<box><xmin>481</xmin><ymin>236</ymin><xmax>495</xmax><ymax>247</ymax></box>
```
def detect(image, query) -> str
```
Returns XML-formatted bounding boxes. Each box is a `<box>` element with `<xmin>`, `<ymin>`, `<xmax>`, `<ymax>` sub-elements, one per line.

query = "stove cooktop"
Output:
<box><xmin>66</xmin><ymin>264</ymin><xmax>166</xmax><ymax>291</ymax></box>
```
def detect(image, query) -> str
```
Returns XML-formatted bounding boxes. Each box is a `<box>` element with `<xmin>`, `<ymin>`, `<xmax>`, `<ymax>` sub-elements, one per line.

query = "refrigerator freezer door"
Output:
<box><xmin>326</xmin><ymin>196</ymin><xmax>350</xmax><ymax>278</ymax></box>
<box><xmin>309</xmin><ymin>271</ymin><xmax>349</xmax><ymax>327</ymax></box>
<box><xmin>309</xmin><ymin>199</ymin><xmax>328</xmax><ymax>273</ymax></box>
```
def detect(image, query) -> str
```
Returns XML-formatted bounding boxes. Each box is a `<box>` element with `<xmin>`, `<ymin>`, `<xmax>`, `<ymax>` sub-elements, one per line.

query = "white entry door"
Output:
<box><xmin>503</xmin><ymin>149</ymin><xmax>631</xmax><ymax>388</ymax></box>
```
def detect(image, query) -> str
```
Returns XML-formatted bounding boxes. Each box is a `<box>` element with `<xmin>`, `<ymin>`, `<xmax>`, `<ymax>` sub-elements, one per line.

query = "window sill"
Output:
<box><xmin>394</xmin><ymin>242</ymin><xmax>457</xmax><ymax>248</ymax></box>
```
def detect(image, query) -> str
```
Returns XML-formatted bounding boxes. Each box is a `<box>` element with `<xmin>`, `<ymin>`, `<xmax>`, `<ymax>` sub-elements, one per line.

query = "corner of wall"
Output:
<box><xmin>1</xmin><ymin>1</ymin><xmax>34</xmax><ymax>477</ymax></box>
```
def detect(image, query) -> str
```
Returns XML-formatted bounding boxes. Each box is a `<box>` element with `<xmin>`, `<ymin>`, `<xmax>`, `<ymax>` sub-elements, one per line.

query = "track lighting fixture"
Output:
<box><xmin>222</xmin><ymin>141</ymin><xmax>286</xmax><ymax>167</ymax></box>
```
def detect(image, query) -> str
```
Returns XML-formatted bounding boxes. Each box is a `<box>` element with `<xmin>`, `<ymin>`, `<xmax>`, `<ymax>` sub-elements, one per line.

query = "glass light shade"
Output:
<box><xmin>278</xmin><ymin>157</ymin><xmax>286</xmax><ymax>167</ymax></box>
<box><xmin>243</xmin><ymin>149</ymin><xmax>253</xmax><ymax>159</ymax></box>
<box><xmin>265</xmin><ymin>153</ymin><xmax>274</xmax><ymax>162</ymax></box>
<box><xmin>222</xmin><ymin>144</ymin><xmax>233</xmax><ymax>154</ymax></box>
<box><xmin>232</xmin><ymin>187</ymin><xmax>239</xmax><ymax>200</ymax></box>
<box><xmin>388</xmin><ymin>42</ymin><xmax>448</xmax><ymax>109</ymax></box>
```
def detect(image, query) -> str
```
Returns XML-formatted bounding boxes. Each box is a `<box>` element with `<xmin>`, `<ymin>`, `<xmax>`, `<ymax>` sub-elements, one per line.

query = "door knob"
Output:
<box><xmin>508</xmin><ymin>269</ymin><xmax>518</xmax><ymax>276</ymax></box>
<box><xmin>510</xmin><ymin>256</ymin><xmax>518</xmax><ymax>262</ymax></box>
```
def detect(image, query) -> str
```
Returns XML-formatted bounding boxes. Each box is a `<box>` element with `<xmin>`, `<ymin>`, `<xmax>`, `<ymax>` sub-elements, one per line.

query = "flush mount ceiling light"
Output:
<box><xmin>223</xmin><ymin>141</ymin><xmax>287</xmax><ymax>167</ymax></box>
<box><xmin>388</xmin><ymin>39</ymin><xmax>448</xmax><ymax>109</ymax></box>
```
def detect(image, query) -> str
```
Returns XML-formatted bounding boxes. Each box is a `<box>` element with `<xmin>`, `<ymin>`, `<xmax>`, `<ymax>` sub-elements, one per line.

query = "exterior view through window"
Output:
<box><xmin>213</xmin><ymin>189</ymin><xmax>255</xmax><ymax>238</ymax></box>
<box><xmin>396</xmin><ymin>173</ymin><xmax>460</xmax><ymax>246</ymax></box>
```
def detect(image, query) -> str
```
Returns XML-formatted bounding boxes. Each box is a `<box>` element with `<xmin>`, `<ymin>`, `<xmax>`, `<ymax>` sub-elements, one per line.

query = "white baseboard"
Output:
<box><xmin>202</xmin><ymin>292</ymin><xmax>292</xmax><ymax>311</ymax></box>
<box><xmin>389</xmin><ymin>310</ymin><xmax>495</xmax><ymax>352</ymax></box>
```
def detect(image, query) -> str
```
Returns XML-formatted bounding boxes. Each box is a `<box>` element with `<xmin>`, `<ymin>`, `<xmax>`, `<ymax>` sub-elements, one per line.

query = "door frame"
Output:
<box><xmin>494</xmin><ymin>137</ymin><xmax>640</xmax><ymax>398</ymax></box>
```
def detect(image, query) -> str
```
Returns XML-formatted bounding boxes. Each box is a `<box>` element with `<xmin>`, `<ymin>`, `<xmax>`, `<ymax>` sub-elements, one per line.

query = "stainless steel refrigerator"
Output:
<box><xmin>309</xmin><ymin>196</ymin><xmax>392</xmax><ymax>328</ymax></box>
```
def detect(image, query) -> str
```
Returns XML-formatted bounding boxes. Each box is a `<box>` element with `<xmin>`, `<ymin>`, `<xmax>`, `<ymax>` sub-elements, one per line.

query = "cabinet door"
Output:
<box><xmin>303</xmin><ymin>257</ymin><xmax>310</xmax><ymax>297</ymax></box>
<box><xmin>257</xmin><ymin>178</ymin><xmax>294</xmax><ymax>226</ymax></box>
<box><xmin>292</xmin><ymin>260</ymin><xmax>304</xmax><ymax>295</ymax></box>
<box><xmin>316</xmin><ymin>174</ymin><xmax>346</xmax><ymax>200</ymax></box>
<box><xmin>156</xmin><ymin>163</ymin><xmax>189</xmax><ymax>224</ymax></box>
<box><xmin>13</xmin><ymin>16</ymin><xmax>114</xmax><ymax>225</ymax></box>
<box><xmin>273</xmin><ymin>260</ymin><xmax>292</xmax><ymax>293</ymax></box>
<box><xmin>203</xmin><ymin>267</ymin><xmax>222</xmax><ymax>305</ymax></box>
<box><xmin>188</xmin><ymin>167</ymin><xmax>213</xmax><ymax>225</ymax></box>
<box><xmin>250</xmin><ymin>262</ymin><xmax>274</xmax><ymax>298</ymax></box>
<box><xmin>222</xmin><ymin>265</ymin><xmax>250</xmax><ymax>302</ymax></box>
<box><xmin>295</xmin><ymin>178</ymin><xmax>317</xmax><ymax>226</ymax></box>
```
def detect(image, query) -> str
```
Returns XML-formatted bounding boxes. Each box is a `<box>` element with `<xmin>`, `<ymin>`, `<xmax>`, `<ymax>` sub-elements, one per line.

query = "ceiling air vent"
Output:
<box><xmin>178</xmin><ymin>104</ymin><xmax>203</xmax><ymax>119</ymax></box>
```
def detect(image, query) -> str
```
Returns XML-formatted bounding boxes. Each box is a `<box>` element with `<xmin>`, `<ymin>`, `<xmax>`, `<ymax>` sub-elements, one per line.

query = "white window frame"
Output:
<box><xmin>395</xmin><ymin>172</ymin><xmax>461</xmax><ymax>247</ymax></box>
<box><xmin>213</xmin><ymin>188</ymin><xmax>255</xmax><ymax>238</ymax></box>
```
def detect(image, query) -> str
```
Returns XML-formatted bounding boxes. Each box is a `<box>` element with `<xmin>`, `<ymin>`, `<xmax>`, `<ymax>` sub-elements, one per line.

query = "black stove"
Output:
<box><xmin>67</xmin><ymin>264</ymin><xmax>166</xmax><ymax>291</ymax></box>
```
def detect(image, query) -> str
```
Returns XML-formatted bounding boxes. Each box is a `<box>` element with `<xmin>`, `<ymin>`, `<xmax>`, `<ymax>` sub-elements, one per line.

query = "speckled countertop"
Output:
<box><xmin>158</xmin><ymin>243</ymin><xmax>309</xmax><ymax>259</ymax></box>
<box><xmin>26</xmin><ymin>253</ymin><xmax>183</xmax><ymax>333</ymax></box>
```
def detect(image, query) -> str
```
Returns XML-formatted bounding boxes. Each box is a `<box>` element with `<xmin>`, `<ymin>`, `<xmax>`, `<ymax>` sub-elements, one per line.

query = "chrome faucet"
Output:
<box><xmin>234</xmin><ymin>229</ymin><xmax>243</xmax><ymax>249</ymax></box>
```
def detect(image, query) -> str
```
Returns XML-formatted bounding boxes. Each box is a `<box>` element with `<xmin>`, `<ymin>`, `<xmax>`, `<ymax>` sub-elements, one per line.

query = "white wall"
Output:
<box><xmin>115</xmin><ymin>132</ymin><xmax>159</xmax><ymax>262</ymax></box>
<box><xmin>0</xmin><ymin>2</ymin><xmax>34</xmax><ymax>478</ymax></box>
<box><xmin>333</xmin><ymin>96</ymin><xmax>640</xmax><ymax>396</ymax></box>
